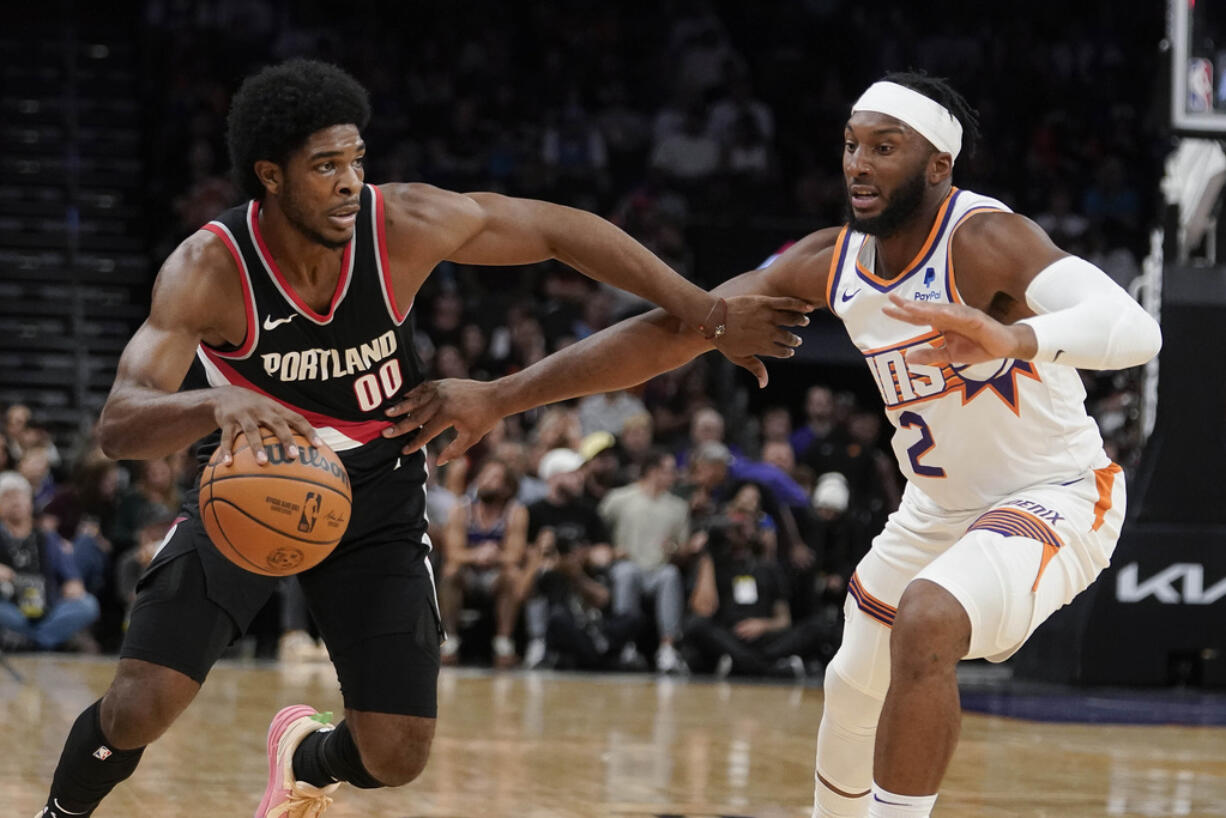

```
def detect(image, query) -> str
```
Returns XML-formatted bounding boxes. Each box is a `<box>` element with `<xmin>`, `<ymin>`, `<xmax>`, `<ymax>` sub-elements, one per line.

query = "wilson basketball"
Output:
<box><xmin>199</xmin><ymin>432</ymin><xmax>352</xmax><ymax>576</ymax></box>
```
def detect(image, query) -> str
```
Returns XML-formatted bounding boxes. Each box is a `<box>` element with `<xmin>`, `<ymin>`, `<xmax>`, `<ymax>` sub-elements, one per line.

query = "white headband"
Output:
<box><xmin>852</xmin><ymin>81</ymin><xmax>963</xmax><ymax>163</ymax></box>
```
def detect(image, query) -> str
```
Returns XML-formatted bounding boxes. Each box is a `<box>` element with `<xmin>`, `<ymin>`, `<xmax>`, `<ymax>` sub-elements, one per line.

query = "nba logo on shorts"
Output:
<box><xmin>297</xmin><ymin>491</ymin><xmax>322</xmax><ymax>533</ymax></box>
<box><xmin>92</xmin><ymin>746</ymin><xmax>113</xmax><ymax>761</ymax></box>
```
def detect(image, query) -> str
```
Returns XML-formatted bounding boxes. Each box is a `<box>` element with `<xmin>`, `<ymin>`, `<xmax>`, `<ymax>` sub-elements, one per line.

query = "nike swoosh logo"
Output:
<box><xmin>872</xmin><ymin>795</ymin><xmax>909</xmax><ymax>806</ymax></box>
<box><xmin>1053</xmin><ymin>349</ymin><xmax>1065</xmax><ymax>362</ymax></box>
<box><xmin>840</xmin><ymin>288</ymin><xmax>862</xmax><ymax>303</ymax></box>
<box><xmin>263</xmin><ymin>314</ymin><xmax>299</xmax><ymax>331</ymax></box>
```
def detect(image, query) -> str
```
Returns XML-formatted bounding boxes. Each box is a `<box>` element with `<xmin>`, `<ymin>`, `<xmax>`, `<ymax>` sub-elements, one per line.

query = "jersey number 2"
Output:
<box><xmin>899</xmin><ymin>411</ymin><xmax>946</xmax><ymax>478</ymax></box>
<box><xmin>353</xmin><ymin>359</ymin><xmax>404</xmax><ymax>412</ymax></box>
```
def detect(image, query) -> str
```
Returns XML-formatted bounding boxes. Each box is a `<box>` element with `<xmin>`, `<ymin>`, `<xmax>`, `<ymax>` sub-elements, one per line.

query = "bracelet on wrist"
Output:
<box><xmin>697</xmin><ymin>297</ymin><xmax>728</xmax><ymax>340</ymax></box>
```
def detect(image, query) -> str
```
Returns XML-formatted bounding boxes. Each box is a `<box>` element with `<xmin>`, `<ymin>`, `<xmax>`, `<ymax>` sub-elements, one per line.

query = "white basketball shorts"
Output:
<box><xmin>848</xmin><ymin>462</ymin><xmax>1126</xmax><ymax>661</ymax></box>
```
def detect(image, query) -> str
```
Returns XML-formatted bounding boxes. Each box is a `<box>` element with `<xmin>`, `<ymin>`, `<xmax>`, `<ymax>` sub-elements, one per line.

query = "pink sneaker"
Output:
<box><xmin>254</xmin><ymin>705</ymin><xmax>340</xmax><ymax>817</ymax></box>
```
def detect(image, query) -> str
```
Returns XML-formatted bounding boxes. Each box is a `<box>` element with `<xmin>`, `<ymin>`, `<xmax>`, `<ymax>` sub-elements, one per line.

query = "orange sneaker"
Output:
<box><xmin>254</xmin><ymin>705</ymin><xmax>339</xmax><ymax>817</ymax></box>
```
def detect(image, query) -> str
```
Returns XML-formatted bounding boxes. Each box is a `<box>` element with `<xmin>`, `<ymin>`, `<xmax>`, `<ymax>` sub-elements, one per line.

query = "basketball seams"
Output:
<box><xmin>204</xmin><ymin>496</ymin><xmax>345</xmax><ymax>547</ymax></box>
<box><xmin>202</xmin><ymin>496</ymin><xmax>274</xmax><ymax>574</ymax></box>
<box><xmin>203</xmin><ymin>472</ymin><xmax>352</xmax><ymax>502</ymax></box>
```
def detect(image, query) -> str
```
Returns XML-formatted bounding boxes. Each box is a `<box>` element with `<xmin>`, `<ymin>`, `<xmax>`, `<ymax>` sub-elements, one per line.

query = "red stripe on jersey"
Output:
<box><xmin>201</xmin><ymin>223</ymin><xmax>257</xmax><ymax>359</ymax></box>
<box><xmin>200</xmin><ymin>348</ymin><xmax>393</xmax><ymax>445</ymax></box>
<box><xmin>372</xmin><ymin>185</ymin><xmax>411</xmax><ymax>323</ymax></box>
<box><xmin>249</xmin><ymin>201</ymin><xmax>353</xmax><ymax>323</ymax></box>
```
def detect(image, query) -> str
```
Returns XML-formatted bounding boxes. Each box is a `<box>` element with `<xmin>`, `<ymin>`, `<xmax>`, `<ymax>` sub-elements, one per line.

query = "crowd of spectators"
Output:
<box><xmin>1</xmin><ymin>1</ymin><xmax>1162</xmax><ymax>676</ymax></box>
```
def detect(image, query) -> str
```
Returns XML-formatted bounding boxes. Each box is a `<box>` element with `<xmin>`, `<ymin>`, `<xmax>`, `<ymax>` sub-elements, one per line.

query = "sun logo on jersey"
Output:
<box><xmin>864</xmin><ymin>331</ymin><xmax>1041</xmax><ymax>415</ymax></box>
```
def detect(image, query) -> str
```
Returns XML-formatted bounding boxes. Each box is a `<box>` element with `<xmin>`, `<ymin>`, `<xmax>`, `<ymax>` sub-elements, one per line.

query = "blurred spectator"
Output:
<box><xmin>650</xmin><ymin>103</ymin><xmax>721</xmax><ymax>187</ymax></box>
<box><xmin>492</xmin><ymin>440</ymin><xmax>548</xmax><ymax>506</ymax></box>
<box><xmin>673</xmin><ymin>440</ymin><xmax>735</xmax><ymax>525</ymax></box>
<box><xmin>0</xmin><ymin>472</ymin><xmax>100</xmax><ymax>651</ymax></box>
<box><xmin>440</xmin><ymin>458</ymin><xmax>528</xmax><ymax>668</ymax></box>
<box><xmin>708</xmin><ymin>76</ymin><xmax>775</xmax><ymax>147</ymax></box>
<box><xmin>683</xmin><ymin>512</ymin><xmax>814</xmax><ymax>679</ymax></box>
<box><xmin>114</xmin><ymin>508</ymin><xmax>176</xmax><ymax>628</ymax></box>
<box><xmin>43</xmin><ymin>450</ymin><xmax>120</xmax><ymax>546</ymax></box>
<box><xmin>600</xmin><ymin>449</ymin><xmax>690</xmax><ymax>673</ymax></box>
<box><xmin>542</xmin><ymin>107</ymin><xmax>610</xmax><ymax>199</ymax></box>
<box><xmin>760</xmin><ymin>406</ymin><xmax>793</xmax><ymax>447</ymax></box>
<box><xmin>578</xmin><ymin>391</ymin><xmax>648</xmax><ymax>438</ymax></box>
<box><xmin>518</xmin><ymin>524</ymin><xmax>635</xmax><ymax>671</ymax></box>
<box><xmin>840</xmin><ymin>411</ymin><xmax>903</xmax><ymax>532</ymax></box>
<box><xmin>522</xmin><ymin>448</ymin><xmax>611</xmax><ymax>667</ymax></box>
<box><xmin>679</xmin><ymin>406</ymin><xmax>727</xmax><ymax>467</ymax></box>
<box><xmin>792</xmin><ymin>385</ymin><xmax>843</xmax><ymax>471</ymax></box>
<box><xmin>112</xmin><ymin>457</ymin><xmax>181</xmax><ymax>554</ymax></box>
<box><xmin>579</xmin><ymin>432</ymin><xmax>620</xmax><ymax>506</ymax></box>
<box><xmin>5</xmin><ymin>406</ymin><xmax>61</xmax><ymax>473</ymax></box>
<box><xmin>617</xmin><ymin>412</ymin><xmax>655</xmax><ymax>482</ymax></box>
<box><xmin>809</xmin><ymin>472</ymin><xmax>868</xmax><ymax>602</ymax></box>
<box><xmin>1035</xmin><ymin>186</ymin><xmax>1090</xmax><ymax>248</ymax></box>
<box><xmin>17</xmin><ymin>446</ymin><xmax>57</xmax><ymax>514</ymax></box>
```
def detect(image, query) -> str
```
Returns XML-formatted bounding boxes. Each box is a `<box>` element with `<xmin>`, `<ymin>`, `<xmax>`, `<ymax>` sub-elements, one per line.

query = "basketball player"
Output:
<box><xmin>392</xmin><ymin>72</ymin><xmax>1163</xmax><ymax>818</ymax></box>
<box><xmin>36</xmin><ymin>59</ymin><xmax>811</xmax><ymax>818</ymax></box>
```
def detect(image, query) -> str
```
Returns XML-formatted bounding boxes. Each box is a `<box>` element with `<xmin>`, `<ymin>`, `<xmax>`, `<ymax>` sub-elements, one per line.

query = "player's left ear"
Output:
<box><xmin>927</xmin><ymin>151</ymin><xmax>953</xmax><ymax>185</ymax></box>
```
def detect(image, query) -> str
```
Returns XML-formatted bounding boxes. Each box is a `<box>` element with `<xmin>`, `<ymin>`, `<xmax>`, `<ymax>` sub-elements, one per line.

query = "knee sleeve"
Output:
<box><xmin>813</xmin><ymin>604</ymin><xmax>891</xmax><ymax>817</ymax></box>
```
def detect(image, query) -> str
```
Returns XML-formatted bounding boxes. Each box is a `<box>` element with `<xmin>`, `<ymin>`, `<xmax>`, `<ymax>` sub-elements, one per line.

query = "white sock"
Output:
<box><xmin>866</xmin><ymin>783</ymin><xmax>938</xmax><ymax>817</ymax></box>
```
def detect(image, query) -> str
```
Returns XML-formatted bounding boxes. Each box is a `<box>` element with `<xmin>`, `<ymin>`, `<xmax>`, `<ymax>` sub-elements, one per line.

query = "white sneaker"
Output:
<box><xmin>522</xmin><ymin>638</ymin><xmax>547</xmax><ymax>669</ymax></box>
<box><xmin>619</xmin><ymin>642</ymin><xmax>647</xmax><ymax>670</ymax></box>
<box><xmin>655</xmin><ymin>643</ymin><xmax>688</xmax><ymax>675</ymax></box>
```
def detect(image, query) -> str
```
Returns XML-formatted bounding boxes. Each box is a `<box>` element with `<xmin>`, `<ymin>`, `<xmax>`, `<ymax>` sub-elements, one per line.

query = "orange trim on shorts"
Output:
<box><xmin>968</xmin><ymin>507</ymin><xmax>1065</xmax><ymax>592</ymax></box>
<box><xmin>1091</xmin><ymin>462</ymin><xmax>1123</xmax><ymax>532</ymax></box>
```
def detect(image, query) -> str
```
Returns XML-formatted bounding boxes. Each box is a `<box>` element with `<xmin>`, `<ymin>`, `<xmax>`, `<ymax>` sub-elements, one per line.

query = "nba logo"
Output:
<box><xmin>1188</xmin><ymin>58</ymin><xmax>1214</xmax><ymax>113</ymax></box>
<box><xmin>93</xmin><ymin>746</ymin><xmax>113</xmax><ymax>760</ymax></box>
<box><xmin>297</xmin><ymin>492</ymin><xmax>322</xmax><ymax>533</ymax></box>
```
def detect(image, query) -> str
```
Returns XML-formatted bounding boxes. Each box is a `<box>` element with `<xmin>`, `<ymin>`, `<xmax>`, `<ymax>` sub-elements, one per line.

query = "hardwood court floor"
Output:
<box><xmin>2</xmin><ymin>655</ymin><xmax>1224</xmax><ymax>817</ymax></box>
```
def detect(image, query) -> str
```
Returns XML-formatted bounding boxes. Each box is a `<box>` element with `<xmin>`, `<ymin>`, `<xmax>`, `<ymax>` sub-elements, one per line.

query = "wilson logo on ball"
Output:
<box><xmin>265</xmin><ymin>443</ymin><xmax>351</xmax><ymax>489</ymax></box>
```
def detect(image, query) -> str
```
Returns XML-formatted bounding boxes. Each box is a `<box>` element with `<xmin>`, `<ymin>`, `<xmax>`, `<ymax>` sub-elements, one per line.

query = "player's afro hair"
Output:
<box><xmin>882</xmin><ymin>70</ymin><xmax>981</xmax><ymax>160</ymax></box>
<box><xmin>226</xmin><ymin>58</ymin><xmax>371</xmax><ymax>200</ymax></box>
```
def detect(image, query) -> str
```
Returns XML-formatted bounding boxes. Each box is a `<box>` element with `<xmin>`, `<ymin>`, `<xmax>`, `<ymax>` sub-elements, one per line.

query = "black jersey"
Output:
<box><xmin>185</xmin><ymin>184</ymin><xmax>428</xmax><ymax>539</ymax></box>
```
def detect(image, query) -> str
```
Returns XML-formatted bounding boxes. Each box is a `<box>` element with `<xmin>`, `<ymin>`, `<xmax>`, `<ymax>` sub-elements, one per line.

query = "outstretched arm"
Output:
<box><xmin>387</xmin><ymin>229</ymin><xmax>838</xmax><ymax>462</ymax></box>
<box><xmin>381</xmin><ymin>183</ymin><xmax>813</xmax><ymax>379</ymax></box>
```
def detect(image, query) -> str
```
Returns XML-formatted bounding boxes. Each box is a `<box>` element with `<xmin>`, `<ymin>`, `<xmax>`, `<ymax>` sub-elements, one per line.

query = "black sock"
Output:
<box><xmin>292</xmin><ymin>719</ymin><xmax>383</xmax><ymax>789</ymax></box>
<box><xmin>44</xmin><ymin>700</ymin><xmax>146</xmax><ymax>816</ymax></box>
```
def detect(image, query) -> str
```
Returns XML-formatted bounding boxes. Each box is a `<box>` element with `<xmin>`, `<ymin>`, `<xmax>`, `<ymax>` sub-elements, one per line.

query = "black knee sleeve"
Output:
<box><xmin>45</xmin><ymin>700</ymin><xmax>146</xmax><ymax>815</ymax></box>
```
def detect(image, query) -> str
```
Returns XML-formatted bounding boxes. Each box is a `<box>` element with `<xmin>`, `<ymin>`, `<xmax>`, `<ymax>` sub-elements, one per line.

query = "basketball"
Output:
<box><xmin>198</xmin><ymin>432</ymin><xmax>352</xmax><ymax>576</ymax></box>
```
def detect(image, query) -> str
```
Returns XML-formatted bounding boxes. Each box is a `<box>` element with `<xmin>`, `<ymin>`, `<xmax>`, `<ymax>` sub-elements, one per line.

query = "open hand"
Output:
<box><xmin>384</xmin><ymin>379</ymin><xmax>500</xmax><ymax>464</ymax></box>
<box><xmin>211</xmin><ymin>386</ymin><xmax>321</xmax><ymax>466</ymax></box>
<box><xmin>883</xmin><ymin>294</ymin><xmax>1036</xmax><ymax>366</ymax></box>
<box><xmin>714</xmin><ymin>295</ymin><xmax>815</xmax><ymax>387</ymax></box>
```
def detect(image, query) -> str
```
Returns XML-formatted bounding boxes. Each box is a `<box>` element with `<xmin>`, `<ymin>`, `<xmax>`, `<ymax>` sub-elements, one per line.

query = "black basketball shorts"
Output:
<box><xmin>120</xmin><ymin>511</ymin><xmax>443</xmax><ymax>718</ymax></box>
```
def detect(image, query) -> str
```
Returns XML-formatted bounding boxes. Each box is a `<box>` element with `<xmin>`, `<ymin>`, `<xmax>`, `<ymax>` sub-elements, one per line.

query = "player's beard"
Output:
<box><xmin>845</xmin><ymin>168</ymin><xmax>926</xmax><ymax>238</ymax></box>
<box><xmin>280</xmin><ymin>179</ymin><xmax>350</xmax><ymax>250</ymax></box>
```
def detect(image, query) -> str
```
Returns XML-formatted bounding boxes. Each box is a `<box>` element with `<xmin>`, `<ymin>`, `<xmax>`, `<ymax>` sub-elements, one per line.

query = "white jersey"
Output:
<box><xmin>825</xmin><ymin>187</ymin><xmax>1106</xmax><ymax>511</ymax></box>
